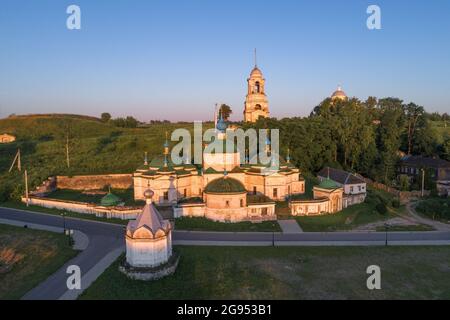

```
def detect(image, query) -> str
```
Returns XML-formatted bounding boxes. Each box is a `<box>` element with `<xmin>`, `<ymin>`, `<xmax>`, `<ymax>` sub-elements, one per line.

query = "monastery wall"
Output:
<box><xmin>22</xmin><ymin>196</ymin><xmax>140</xmax><ymax>220</ymax></box>
<box><xmin>56</xmin><ymin>174</ymin><xmax>133</xmax><ymax>190</ymax></box>
<box><xmin>173</xmin><ymin>203</ymin><xmax>206</xmax><ymax>218</ymax></box>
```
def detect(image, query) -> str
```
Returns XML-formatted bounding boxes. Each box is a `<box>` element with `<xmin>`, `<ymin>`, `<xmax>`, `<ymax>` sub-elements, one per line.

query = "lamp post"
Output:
<box><xmin>421</xmin><ymin>168</ymin><xmax>425</xmax><ymax>197</ymax></box>
<box><xmin>61</xmin><ymin>212</ymin><xmax>66</xmax><ymax>234</ymax></box>
<box><xmin>384</xmin><ymin>223</ymin><xmax>390</xmax><ymax>246</ymax></box>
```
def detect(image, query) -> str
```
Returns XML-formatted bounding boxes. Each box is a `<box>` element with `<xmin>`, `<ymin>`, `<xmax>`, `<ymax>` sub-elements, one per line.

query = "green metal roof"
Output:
<box><xmin>317</xmin><ymin>178</ymin><xmax>340</xmax><ymax>190</ymax></box>
<box><xmin>204</xmin><ymin>177</ymin><xmax>246</xmax><ymax>194</ymax></box>
<box><xmin>204</xmin><ymin>167</ymin><xmax>219</xmax><ymax>174</ymax></box>
<box><xmin>100</xmin><ymin>192</ymin><xmax>122</xmax><ymax>207</ymax></box>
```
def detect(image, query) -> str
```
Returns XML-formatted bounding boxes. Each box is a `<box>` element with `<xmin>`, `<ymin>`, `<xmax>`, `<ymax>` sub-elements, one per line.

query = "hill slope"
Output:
<box><xmin>0</xmin><ymin>114</ymin><xmax>115</xmax><ymax>140</ymax></box>
<box><xmin>0</xmin><ymin>114</ymin><xmax>204</xmax><ymax>201</ymax></box>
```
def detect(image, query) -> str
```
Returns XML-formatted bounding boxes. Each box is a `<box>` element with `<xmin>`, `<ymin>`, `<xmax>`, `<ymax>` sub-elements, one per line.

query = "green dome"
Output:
<box><xmin>100</xmin><ymin>192</ymin><xmax>122</xmax><ymax>207</ymax></box>
<box><xmin>205</xmin><ymin>177</ymin><xmax>246</xmax><ymax>194</ymax></box>
<box><xmin>318</xmin><ymin>178</ymin><xmax>340</xmax><ymax>190</ymax></box>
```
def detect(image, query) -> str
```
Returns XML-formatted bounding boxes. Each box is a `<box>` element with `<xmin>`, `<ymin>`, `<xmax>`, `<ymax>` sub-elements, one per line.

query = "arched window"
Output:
<box><xmin>255</xmin><ymin>104</ymin><xmax>262</xmax><ymax>111</ymax></box>
<box><xmin>254</xmin><ymin>81</ymin><xmax>260</xmax><ymax>93</ymax></box>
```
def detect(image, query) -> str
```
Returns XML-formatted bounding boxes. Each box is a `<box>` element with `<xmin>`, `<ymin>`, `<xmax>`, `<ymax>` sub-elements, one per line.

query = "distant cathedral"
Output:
<box><xmin>243</xmin><ymin>53</ymin><xmax>270</xmax><ymax>122</ymax></box>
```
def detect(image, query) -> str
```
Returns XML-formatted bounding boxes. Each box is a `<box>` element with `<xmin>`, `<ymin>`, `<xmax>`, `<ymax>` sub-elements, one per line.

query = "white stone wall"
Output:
<box><xmin>173</xmin><ymin>204</ymin><xmax>206</xmax><ymax>218</ymax></box>
<box><xmin>174</xmin><ymin>202</ymin><xmax>276</xmax><ymax>222</ymax></box>
<box><xmin>22</xmin><ymin>196</ymin><xmax>140</xmax><ymax>220</ymax></box>
<box><xmin>344</xmin><ymin>183</ymin><xmax>366</xmax><ymax>195</ymax></box>
<box><xmin>203</xmin><ymin>152</ymin><xmax>241</xmax><ymax>171</ymax></box>
<box><xmin>126</xmin><ymin>236</ymin><xmax>171</xmax><ymax>268</ymax></box>
<box><xmin>290</xmin><ymin>199</ymin><xmax>330</xmax><ymax>216</ymax></box>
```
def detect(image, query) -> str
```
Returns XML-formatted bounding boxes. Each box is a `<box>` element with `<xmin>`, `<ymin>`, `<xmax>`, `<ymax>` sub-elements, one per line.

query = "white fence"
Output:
<box><xmin>22</xmin><ymin>196</ymin><xmax>141</xmax><ymax>220</ymax></box>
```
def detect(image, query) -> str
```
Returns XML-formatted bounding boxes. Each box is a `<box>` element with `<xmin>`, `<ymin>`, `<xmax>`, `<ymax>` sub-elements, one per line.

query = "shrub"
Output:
<box><xmin>391</xmin><ymin>198</ymin><xmax>400</xmax><ymax>208</ymax></box>
<box><xmin>0</xmin><ymin>184</ymin><xmax>12</xmax><ymax>202</ymax></box>
<box><xmin>376</xmin><ymin>202</ymin><xmax>387</xmax><ymax>215</ymax></box>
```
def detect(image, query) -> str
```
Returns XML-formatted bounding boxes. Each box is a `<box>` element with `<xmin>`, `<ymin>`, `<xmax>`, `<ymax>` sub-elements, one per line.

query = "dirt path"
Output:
<box><xmin>353</xmin><ymin>217</ymin><xmax>420</xmax><ymax>231</ymax></box>
<box><xmin>405</xmin><ymin>202</ymin><xmax>450</xmax><ymax>232</ymax></box>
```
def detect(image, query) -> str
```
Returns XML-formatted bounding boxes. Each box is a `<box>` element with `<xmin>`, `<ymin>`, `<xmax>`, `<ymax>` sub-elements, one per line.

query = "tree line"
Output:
<box><xmin>243</xmin><ymin>96</ymin><xmax>449</xmax><ymax>186</ymax></box>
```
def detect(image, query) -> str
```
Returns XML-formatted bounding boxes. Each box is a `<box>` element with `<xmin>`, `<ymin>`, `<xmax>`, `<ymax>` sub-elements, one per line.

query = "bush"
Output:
<box><xmin>416</xmin><ymin>198</ymin><xmax>450</xmax><ymax>220</ymax></box>
<box><xmin>0</xmin><ymin>184</ymin><xmax>12</xmax><ymax>202</ymax></box>
<box><xmin>391</xmin><ymin>198</ymin><xmax>400</xmax><ymax>208</ymax></box>
<box><xmin>376</xmin><ymin>202</ymin><xmax>387</xmax><ymax>215</ymax></box>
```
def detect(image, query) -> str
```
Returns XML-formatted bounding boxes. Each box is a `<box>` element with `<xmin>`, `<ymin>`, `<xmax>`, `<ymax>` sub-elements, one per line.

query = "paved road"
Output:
<box><xmin>278</xmin><ymin>219</ymin><xmax>303</xmax><ymax>233</ymax></box>
<box><xmin>2</xmin><ymin>206</ymin><xmax>450</xmax><ymax>299</ymax></box>
<box><xmin>173</xmin><ymin>229</ymin><xmax>450</xmax><ymax>245</ymax></box>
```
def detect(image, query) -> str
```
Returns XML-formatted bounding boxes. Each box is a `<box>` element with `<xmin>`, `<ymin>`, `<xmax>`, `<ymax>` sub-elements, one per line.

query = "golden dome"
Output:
<box><xmin>331</xmin><ymin>86</ymin><xmax>347</xmax><ymax>100</ymax></box>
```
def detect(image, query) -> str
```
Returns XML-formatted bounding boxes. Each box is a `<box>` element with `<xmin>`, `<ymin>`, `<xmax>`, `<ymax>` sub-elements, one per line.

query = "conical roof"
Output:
<box><xmin>100</xmin><ymin>192</ymin><xmax>121</xmax><ymax>207</ymax></box>
<box><xmin>126</xmin><ymin>190</ymin><xmax>171</xmax><ymax>239</ymax></box>
<box><xmin>250</xmin><ymin>67</ymin><xmax>263</xmax><ymax>78</ymax></box>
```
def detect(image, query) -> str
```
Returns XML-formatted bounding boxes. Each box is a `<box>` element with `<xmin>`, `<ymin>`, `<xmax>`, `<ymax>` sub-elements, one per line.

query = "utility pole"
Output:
<box><xmin>9</xmin><ymin>149</ymin><xmax>21</xmax><ymax>172</ymax></box>
<box><xmin>421</xmin><ymin>168</ymin><xmax>425</xmax><ymax>197</ymax></box>
<box><xmin>24</xmin><ymin>169</ymin><xmax>29</xmax><ymax>207</ymax></box>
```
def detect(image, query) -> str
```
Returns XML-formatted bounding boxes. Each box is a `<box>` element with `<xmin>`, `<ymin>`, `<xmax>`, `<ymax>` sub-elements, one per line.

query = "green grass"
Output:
<box><xmin>0</xmin><ymin>223</ymin><xmax>78</xmax><ymax>299</ymax></box>
<box><xmin>174</xmin><ymin>217</ymin><xmax>281</xmax><ymax>232</ymax></box>
<box><xmin>80</xmin><ymin>246</ymin><xmax>450</xmax><ymax>300</ymax></box>
<box><xmin>294</xmin><ymin>187</ymin><xmax>398</xmax><ymax>232</ymax></box>
<box><xmin>375</xmin><ymin>224</ymin><xmax>435</xmax><ymax>232</ymax></box>
<box><xmin>49</xmin><ymin>188</ymin><xmax>144</xmax><ymax>207</ymax></box>
<box><xmin>295</xmin><ymin>202</ymin><xmax>390</xmax><ymax>232</ymax></box>
<box><xmin>0</xmin><ymin>201</ymin><xmax>128</xmax><ymax>226</ymax></box>
<box><xmin>0</xmin><ymin>114</ymin><xmax>212</xmax><ymax>202</ymax></box>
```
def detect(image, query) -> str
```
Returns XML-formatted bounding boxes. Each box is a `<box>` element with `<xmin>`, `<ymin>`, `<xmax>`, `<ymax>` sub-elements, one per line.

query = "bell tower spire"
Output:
<box><xmin>243</xmin><ymin>51</ymin><xmax>269</xmax><ymax>122</ymax></box>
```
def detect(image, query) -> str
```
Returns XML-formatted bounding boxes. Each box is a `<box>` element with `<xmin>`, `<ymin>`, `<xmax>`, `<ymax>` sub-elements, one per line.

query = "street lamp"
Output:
<box><xmin>61</xmin><ymin>212</ymin><xmax>66</xmax><ymax>233</ymax></box>
<box><xmin>384</xmin><ymin>223</ymin><xmax>390</xmax><ymax>246</ymax></box>
<box><xmin>421</xmin><ymin>168</ymin><xmax>425</xmax><ymax>197</ymax></box>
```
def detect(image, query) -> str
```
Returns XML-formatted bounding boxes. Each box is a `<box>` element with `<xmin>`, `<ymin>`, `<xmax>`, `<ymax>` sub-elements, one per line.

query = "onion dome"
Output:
<box><xmin>331</xmin><ymin>85</ymin><xmax>347</xmax><ymax>100</ymax></box>
<box><xmin>204</xmin><ymin>177</ymin><xmax>246</xmax><ymax>194</ymax></box>
<box><xmin>216</xmin><ymin>114</ymin><xmax>228</xmax><ymax>132</ymax></box>
<box><xmin>317</xmin><ymin>178</ymin><xmax>340</xmax><ymax>190</ymax></box>
<box><xmin>126</xmin><ymin>190</ymin><xmax>171</xmax><ymax>239</ymax></box>
<box><xmin>100</xmin><ymin>192</ymin><xmax>122</xmax><ymax>207</ymax></box>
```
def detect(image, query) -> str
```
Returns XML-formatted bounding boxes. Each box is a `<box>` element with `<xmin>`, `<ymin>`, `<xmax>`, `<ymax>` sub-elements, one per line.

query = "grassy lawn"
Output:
<box><xmin>375</xmin><ymin>224</ymin><xmax>435</xmax><ymax>232</ymax></box>
<box><xmin>0</xmin><ymin>201</ymin><xmax>128</xmax><ymax>226</ymax></box>
<box><xmin>0</xmin><ymin>224</ymin><xmax>78</xmax><ymax>299</ymax></box>
<box><xmin>49</xmin><ymin>188</ymin><xmax>144</xmax><ymax>207</ymax></box>
<box><xmin>295</xmin><ymin>202</ymin><xmax>391</xmax><ymax>232</ymax></box>
<box><xmin>174</xmin><ymin>217</ymin><xmax>281</xmax><ymax>232</ymax></box>
<box><xmin>294</xmin><ymin>187</ymin><xmax>400</xmax><ymax>232</ymax></box>
<box><xmin>80</xmin><ymin>246</ymin><xmax>450</xmax><ymax>300</ymax></box>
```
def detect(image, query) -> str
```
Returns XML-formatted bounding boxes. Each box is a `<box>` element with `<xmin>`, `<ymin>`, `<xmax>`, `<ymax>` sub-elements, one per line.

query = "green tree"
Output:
<box><xmin>404</xmin><ymin>103</ymin><xmax>424</xmax><ymax>155</ymax></box>
<box><xmin>101</xmin><ymin>113</ymin><xmax>111</xmax><ymax>122</ymax></box>
<box><xmin>399</xmin><ymin>174</ymin><xmax>410</xmax><ymax>191</ymax></box>
<box><xmin>219</xmin><ymin>104</ymin><xmax>232</xmax><ymax>120</ymax></box>
<box><xmin>376</xmin><ymin>98</ymin><xmax>405</xmax><ymax>185</ymax></box>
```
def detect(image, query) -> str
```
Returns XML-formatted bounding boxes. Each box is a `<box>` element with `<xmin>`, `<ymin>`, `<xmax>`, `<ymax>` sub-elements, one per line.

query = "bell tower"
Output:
<box><xmin>244</xmin><ymin>50</ymin><xmax>269</xmax><ymax>122</ymax></box>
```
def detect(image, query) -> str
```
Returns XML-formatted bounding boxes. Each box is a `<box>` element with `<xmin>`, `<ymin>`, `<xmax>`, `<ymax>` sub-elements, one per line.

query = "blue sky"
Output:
<box><xmin>0</xmin><ymin>0</ymin><xmax>449</xmax><ymax>121</ymax></box>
